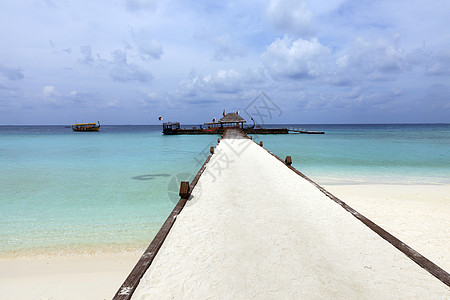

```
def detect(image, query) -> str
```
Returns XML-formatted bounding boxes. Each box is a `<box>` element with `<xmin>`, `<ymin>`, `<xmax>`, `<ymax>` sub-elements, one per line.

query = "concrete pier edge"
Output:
<box><xmin>114</xmin><ymin>129</ymin><xmax>449</xmax><ymax>299</ymax></box>
<box><xmin>246</xmin><ymin>133</ymin><xmax>450</xmax><ymax>288</ymax></box>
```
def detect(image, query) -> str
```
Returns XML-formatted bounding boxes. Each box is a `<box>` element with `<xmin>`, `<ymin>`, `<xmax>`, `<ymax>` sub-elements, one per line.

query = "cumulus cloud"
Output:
<box><xmin>267</xmin><ymin>0</ymin><xmax>315</xmax><ymax>37</ymax></box>
<box><xmin>137</xmin><ymin>39</ymin><xmax>163</xmax><ymax>60</ymax></box>
<box><xmin>76</xmin><ymin>44</ymin><xmax>153</xmax><ymax>82</ymax></box>
<box><xmin>194</xmin><ymin>29</ymin><xmax>245</xmax><ymax>61</ymax></box>
<box><xmin>40</xmin><ymin>85</ymin><xmax>102</xmax><ymax>108</ymax></box>
<box><xmin>131</xmin><ymin>29</ymin><xmax>163</xmax><ymax>60</ymax></box>
<box><xmin>203</xmin><ymin>69</ymin><xmax>248</xmax><ymax>93</ymax></box>
<box><xmin>78</xmin><ymin>45</ymin><xmax>94</xmax><ymax>65</ymax></box>
<box><xmin>426</xmin><ymin>49</ymin><xmax>450</xmax><ymax>76</ymax></box>
<box><xmin>50</xmin><ymin>40</ymin><xmax>72</xmax><ymax>54</ymax></box>
<box><xmin>210</xmin><ymin>35</ymin><xmax>246</xmax><ymax>61</ymax></box>
<box><xmin>137</xmin><ymin>88</ymin><xmax>165</xmax><ymax>108</ymax></box>
<box><xmin>109</xmin><ymin>49</ymin><xmax>153</xmax><ymax>82</ymax></box>
<box><xmin>178</xmin><ymin>68</ymin><xmax>266</xmax><ymax>97</ymax></box>
<box><xmin>169</xmin><ymin>68</ymin><xmax>270</xmax><ymax>110</ymax></box>
<box><xmin>354</xmin><ymin>37</ymin><xmax>405</xmax><ymax>73</ymax></box>
<box><xmin>42</xmin><ymin>85</ymin><xmax>56</xmax><ymax>96</ymax></box>
<box><xmin>0</xmin><ymin>64</ymin><xmax>25</xmax><ymax>80</ymax></box>
<box><xmin>333</xmin><ymin>37</ymin><xmax>406</xmax><ymax>84</ymax></box>
<box><xmin>42</xmin><ymin>85</ymin><xmax>58</xmax><ymax>104</ymax></box>
<box><xmin>126</xmin><ymin>0</ymin><xmax>155</xmax><ymax>13</ymax></box>
<box><xmin>3</xmin><ymin>0</ymin><xmax>450</xmax><ymax>124</ymax></box>
<box><xmin>261</xmin><ymin>36</ymin><xmax>331</xmax><ymax>80</ymax></box>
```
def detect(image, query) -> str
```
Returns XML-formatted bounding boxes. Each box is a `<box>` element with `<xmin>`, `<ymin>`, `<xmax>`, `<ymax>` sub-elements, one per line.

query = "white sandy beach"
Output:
<box><xmin>321</xmin><ymin>184</ymin><xmax>450</xmax><ymax>273</ymax></box>
<box><xmin>130</xmin><ymin>135</ymin><xmax>450</xmax><ymax>299</ymax></box>
<box><xmin>0</xmin><ymin>252</ymin><xmax>143</xmax><ymax>300</ymax></box>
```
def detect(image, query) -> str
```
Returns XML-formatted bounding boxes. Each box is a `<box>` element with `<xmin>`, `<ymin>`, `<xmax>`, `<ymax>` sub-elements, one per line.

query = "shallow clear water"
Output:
<box><xmin>0</xmin><ymin>124</ymin><xmax>449</xmax><ymax>255</ymax></box>
<box><xmin>0</xmin><ymin>126</ymin><xmax>217</xmax><ymax>255</ymax></box>
<box><xmin>261</xmin><ymin>124</ymin><xmax>450</xmax><ymax>185</ymax></box>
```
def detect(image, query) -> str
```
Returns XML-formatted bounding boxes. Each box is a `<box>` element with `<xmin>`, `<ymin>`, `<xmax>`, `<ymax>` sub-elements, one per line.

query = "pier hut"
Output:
<box><xmin>203</xmin><ymin>113</ymin><xmax>246</xmax><ymax>130</ymax></box>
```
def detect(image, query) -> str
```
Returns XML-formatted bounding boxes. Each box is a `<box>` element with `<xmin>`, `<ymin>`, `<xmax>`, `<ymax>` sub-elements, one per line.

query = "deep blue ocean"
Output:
<box><xmin>0</xmin><ymin>124</ymin><xmax>449</xmax><ymax>256</ymax></box>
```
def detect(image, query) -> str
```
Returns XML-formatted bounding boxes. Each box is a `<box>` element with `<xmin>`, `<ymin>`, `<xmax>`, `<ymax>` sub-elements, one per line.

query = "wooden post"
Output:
<box><xmin>249</xmin><ymin>136</ymin><xmax>252</xmax><ymax>140</ymax></box>
<box><xmin>217</xmin><ymin>138</ymin><xmax>220</xmax><ymax>143</ymax></box>
<box><xmin>179</xmin><ymin>181</ymin><xmax>190</xmax><ymax>198</ymax></box>
<box><xmin>210</xmin><ymin>147</ymin><xmax>214</xmax><ymax>154</ymax></box>
<box><xmin>259</xmin><ymin>141</ymin><xmax>263</xmax><ymax>147</ymax></box>
<box><xmin>285</xmin><ymin>156</ymin><xmax>292</xmax><ymax>166</ymax></box>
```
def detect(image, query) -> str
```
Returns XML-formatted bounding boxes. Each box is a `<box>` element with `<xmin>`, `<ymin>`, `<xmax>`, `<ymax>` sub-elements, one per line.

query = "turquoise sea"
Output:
<box><xmin>1</xmin><ymin>124</ymin><xmax>449</xmax><ymax>256</ymax></box>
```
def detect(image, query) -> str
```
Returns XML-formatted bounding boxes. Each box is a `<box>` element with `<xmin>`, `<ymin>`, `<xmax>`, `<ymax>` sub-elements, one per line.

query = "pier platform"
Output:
<box><xmin>166</xmin><ymin>128</ymin><xmax>289</xmax><ymax>135</ymax></box>
<box><xmin>116</xmin><ymin>129</ymin><xmax>449</xmax><ymax>299</ymax></box>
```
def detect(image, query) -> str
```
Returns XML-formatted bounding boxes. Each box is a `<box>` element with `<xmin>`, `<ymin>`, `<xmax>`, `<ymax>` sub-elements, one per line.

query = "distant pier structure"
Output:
<box><xmin>162</xmin><ymin>113</ymin><xmax>323</xmax><ymax>135</ymax></box>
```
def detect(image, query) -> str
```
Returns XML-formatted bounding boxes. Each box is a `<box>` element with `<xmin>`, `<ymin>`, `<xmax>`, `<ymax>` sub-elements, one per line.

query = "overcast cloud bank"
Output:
<box><xmin>0</xmin><ymin>0</ymin><xmax>449</xmax><ymax>124</ymax></box>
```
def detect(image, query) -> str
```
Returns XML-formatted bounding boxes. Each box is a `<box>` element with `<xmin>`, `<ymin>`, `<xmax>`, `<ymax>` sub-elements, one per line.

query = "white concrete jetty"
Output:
<box><xmin>119</xmin><ymin>129</ymin><xmax>449</xmax><ymax>299</ymax></box>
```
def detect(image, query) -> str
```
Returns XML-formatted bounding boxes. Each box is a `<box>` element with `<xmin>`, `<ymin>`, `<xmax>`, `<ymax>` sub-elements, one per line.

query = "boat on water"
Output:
<box><xmin>72</xmin><ymin>122</ymin><xmax>100</xmax><ymax>132</ymax></box>
<box><xmin>162</xmin><ymin>122</ymin><xmax>180</xmax><ymax>135</ymax></box>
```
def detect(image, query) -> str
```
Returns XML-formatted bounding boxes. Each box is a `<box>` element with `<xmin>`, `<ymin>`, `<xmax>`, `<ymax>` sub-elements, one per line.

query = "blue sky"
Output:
<box><xmin>1</xmin><ymin>0</ymin><xmax>449</xmax><ymax>125</ymax></box>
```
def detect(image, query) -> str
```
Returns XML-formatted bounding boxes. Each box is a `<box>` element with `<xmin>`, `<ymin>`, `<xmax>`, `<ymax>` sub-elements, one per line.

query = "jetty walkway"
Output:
<box><xmin>116</xmin><ymin>129</ymin><xmax>450</xmax><ymax>299</ymax></box>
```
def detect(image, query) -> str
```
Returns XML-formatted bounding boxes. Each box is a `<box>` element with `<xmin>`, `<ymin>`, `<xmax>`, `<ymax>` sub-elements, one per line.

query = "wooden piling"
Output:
<box><xmin>179</xmin><ymin>181</ymin><xmax>190</xmax><ymax>199</ymax></box>
<box><xmin>285</xmin><ymin>156</ymin><xmax>292</xmax><ymax>165</ymax></box>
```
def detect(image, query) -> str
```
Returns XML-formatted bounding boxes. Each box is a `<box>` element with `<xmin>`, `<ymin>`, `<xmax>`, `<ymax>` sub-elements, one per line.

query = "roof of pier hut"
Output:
<box><xmin>218</xmin><ymin>113</ymin><xmax>246</xmax><ymax>123</ymax></box>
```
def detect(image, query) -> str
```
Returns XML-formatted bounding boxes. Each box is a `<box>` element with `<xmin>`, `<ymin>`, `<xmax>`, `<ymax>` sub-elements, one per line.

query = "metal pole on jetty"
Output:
<box><xmin>114</xmin><ymin>129</ymin><xmax>449</xmax><ymax>299</ymax></box>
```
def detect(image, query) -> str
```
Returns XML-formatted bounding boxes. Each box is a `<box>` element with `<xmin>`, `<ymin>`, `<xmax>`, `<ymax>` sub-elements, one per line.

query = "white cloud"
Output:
<box><xmin>42</xmin><ymin>85</ymin><xmax>55</xmax><ymax>96</ymax></box>
<box><xmin>38</xmin><ymin>85</ymin><xmax>104</xmax><ymax>109</ymax></box>
<box><xmin>131</xmin><ymin>28</ymin><xmax>163</xmax><ymax>60</ymax></box>
<box><xmin>194</xmin><ymin>29</ymin><xmax>245</xmax><ymax>61</ymax></box>
<box><xmin>204</xmin><ymin>69</ymin><xmax>246</xmax><ymax>93</ymax></box>
<box><xmin>42</xmin><ymin>85</ymin><xmax>58</xmax><ymax>104</ymax></box>
<box><xmin>106</xmin><ymin>100</ymin><xmax>119</xmax><ymax>108</ymax></box>
<box><xmin>426</xmin><ymin>49</ymin><xmax>450</xmax><ymax>76</ymax></box>
<box><xmin>356</xmin><ymin>37</ymin><xmax>405</xmax><ymax>73</ymax></box>
<box><xmin>78</xmin><ymin>45</ymin><xmax>94</xmax><ymax>65</ymax></box>
<box><xmin>1</xmin><ymin>0</ymin><xmax>450</xmax><ymax>124</ymax></box>
<box><xmin>179</xmin><ymin>68</ymin><xmax>266</xmax><ymax>97</ymax></box>
<box><xmin>0</xmin><ymin>64</ymin><xmax>25</xmax><ymax>80</ymax></box>
<box><xmin>261</xmin><ymin>36</ymin><xmax>331</xmax><ymax>80</ymax></box>
<box><xmin>137</xmin><ymin>39</ymin><xmax>163</xmax><ymax>60</ymax></box>
<box><xmin>137</xmin><ymin>88</ymin><xmax>164</xmax><ymax>108</ymax></box>
<box><xmin>333</xmin><ymin>37</ymin><xmax>407</xmax><ymax>84</ymax></box>
<box><xmin>348</xmin><ymin>86</ymin><xmax>362</xmax><ymax>98</ymax></box>
<box><xmin>267</xmin><ymin>0</ymin><xmax>315</xmax><ymax>37</ymax></box>
<box><xmin>109</xmin><ymin>50</ymin><xmax>153</xmax><ymax>82</ymax></box>
<box><xmin>126</xmin><ymin>0</ymin><xmax>155</xmax><ymax>13</ymax></box>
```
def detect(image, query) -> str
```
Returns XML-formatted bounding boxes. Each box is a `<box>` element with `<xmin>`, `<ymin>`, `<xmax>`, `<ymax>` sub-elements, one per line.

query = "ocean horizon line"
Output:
<box><xmin>1</xmin><ymin>122</ymin><xmax>449</xmax><ymax>126</ymax></box>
